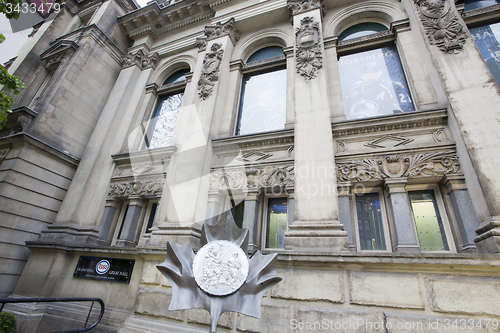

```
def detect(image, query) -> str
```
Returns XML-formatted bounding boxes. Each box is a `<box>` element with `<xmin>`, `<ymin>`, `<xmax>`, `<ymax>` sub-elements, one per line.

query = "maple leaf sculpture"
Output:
<box><xmin>157</xmin><ymin>214</ymin><xmax>282</xmax><ymax>333</ymax></box>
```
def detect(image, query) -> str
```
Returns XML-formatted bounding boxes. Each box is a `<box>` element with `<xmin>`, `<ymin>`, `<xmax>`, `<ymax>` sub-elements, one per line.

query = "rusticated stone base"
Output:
<box><xmin>284</xmin><ymin>221</ymin><xmax>349</xmax><ymax>251</ymax></box>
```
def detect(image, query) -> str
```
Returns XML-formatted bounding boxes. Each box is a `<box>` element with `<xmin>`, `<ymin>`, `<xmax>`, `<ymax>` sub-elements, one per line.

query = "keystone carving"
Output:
<box><xmin>198</xmin><ymin>43</ymin><xmax>224</xmax><ymax>100</ymax></box>
<box><xmin>210</xmin><ymin>165</ymin><xmax>294</xmax><ymax>190</ymax></box>
<box><xmin>337</xmin><ymin>151</ymin><xmax>460</xmax><ymax>182</ymax></box>
<box><xmin>108</xmin><ymin>178</ymin><xmax>164</xmax><ymax>198</ymax></box>
<box><xmin>295</xmin><ymin>17</ymin><xmax>323</xmax><ymax>81</ymax></box>
<box><xmin>121</xmin><ymin>50</ymin><xmax>159</xmax><ymax>70</ymax></box>
<box><xmin>287</xmin><ymin>0</ymin><xmax>326</xmax><ymax>16</ymax></box>
<box><xmin>414</xmin><ymin>0</ymin><xmax>467</xmax><ymax>53</ymax></box>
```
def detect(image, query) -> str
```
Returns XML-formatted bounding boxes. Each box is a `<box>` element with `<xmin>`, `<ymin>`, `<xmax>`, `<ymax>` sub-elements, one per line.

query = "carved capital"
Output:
<box><xmin>337</xmin><ymin>151</ymin><xmax>461</xmax><ymax>182</ymax></box>
<box><xmin>287</xmin><ymin>0</ymin><xmax>326</xmax><ymax>16</ymax></box>
<box><xmin>198</xmin><ymin>43</ymin><xmax>224</xmax><ymax>100</ymax></box>
<box><xmin>295</xmin><ymin>16</ymin><xmax>323</xmax><ymax>81</ymax></box>
<box><xmin>210</xmin><ymin>165</ymin><xmax>294</xmax><ymax>190</ymax></box>
<box><xmin>142</xmin><ymin>52</ymin><xmax>159</xmax><ymax>69</ymax></box>
<box><xmin>120</xmin><ymin>50</ymin><xmax>159</xmax><ymax>70</ymax></box>
<box><xmin>108</xmin><ymin>178</ymin><xmax>164</xmax><ymax>198</ymax></box>
<box><xmin>203</xmin><ymin>18</ymin><xmax>240</xmax><ymax>45</ymax></box>
<box><xmin>414</xmin><ymin>0</ymin><xmax>467</xmax><ymax>53</ymax></box>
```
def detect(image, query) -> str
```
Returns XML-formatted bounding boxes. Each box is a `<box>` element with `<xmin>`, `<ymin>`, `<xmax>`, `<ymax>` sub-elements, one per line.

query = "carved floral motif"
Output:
<box><xmin>210</xmin><ymin>165</ymin><xmax>294</xmax><ymax>190</ymax></box>
<box><xmin>108</xmin><ymin>178</ymin><xmax>164</xmax><ymax>198</ymax></box>
<box><xmin>198</xmin><ymin>43</ymin><xmax>224</xmax><ymax>100</ymax></box>
<box><xmin>195</xmin><ymin>18</ymin><xmax>240</xmax><ymax>51</ymax></box>
<box><xmin>120</xmin><ymin>50</ymin><xmax>159</xmax><ymax>69</ymax></box>
<box><xmin>337</xmin><ymin>152</ymin><xmax>460</xmax><ymax>182</ymax></box>
<box><xmin>295</xmin><ymin>17</ymin><xmax>323</xmax><ymax>81</ymax></box>
<box><xmin>287</xmin><ymin>0</ymin><xmax>325</xmax><ymax>16</ymax></box>
<box><xmin>414</xmin><ymin>0</ymin><xmax>467</xmax><ymax>53</ymax></box>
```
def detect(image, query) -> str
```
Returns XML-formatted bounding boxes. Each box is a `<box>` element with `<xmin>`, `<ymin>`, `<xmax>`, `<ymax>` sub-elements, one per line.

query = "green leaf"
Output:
<box><xmin>0</xmin><ymin>33</ymin><xmax>5</xmax><ymax>44</ymax></box>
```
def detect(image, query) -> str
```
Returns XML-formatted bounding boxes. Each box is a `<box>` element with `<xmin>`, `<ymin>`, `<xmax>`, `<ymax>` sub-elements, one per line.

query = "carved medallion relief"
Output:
<box><xmin>198</xmin><ymin>43</ymin><xmax>224</xmax><ymax>100</ymax></box>
<box><xmin>295</xmin><ymin>17</ymin><xmax>323</xmax><ymax>81</ymax></box>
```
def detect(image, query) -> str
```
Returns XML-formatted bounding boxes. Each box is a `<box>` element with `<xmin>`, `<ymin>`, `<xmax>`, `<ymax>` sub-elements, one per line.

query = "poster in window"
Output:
<box><xmin>338</xmin><ymin>45</ymin><xmax>414</xmax><ymax>120</ymax></box>
<box><xmin>470</xmin><ymin>23</ymin><xmax>500</xmax><ymax>87</ymax></box>
<box><xmin>147</xmin><ymin>92</ymin><xmax>183</xmax><ymax>149</ymax></box>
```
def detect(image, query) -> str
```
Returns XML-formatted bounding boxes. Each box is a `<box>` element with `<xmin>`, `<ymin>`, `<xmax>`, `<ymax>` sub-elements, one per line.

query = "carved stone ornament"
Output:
<box><xmin>120</xmin><ymin>50</ymin><xmax>159</xmax><ymax>70</ymax></box>
<box><xmin>108</xmin><ymin>178</ymin><xmax>164</xmax><ymax>198</ymax></box>
<box><xmin>414</xmin><ymin>0</ymin><xmax>467</xmax><ymax>53</ymax></box>
<box><xmin>295</xmin><ymin>17</ymin><xmax>323</xmax><ymax>81</ymax></box>
<box><xmin>205</xmin><ymin>18</ymin><xmax>240</xmax><ymax>43</ymax></box>
<box><xmin>287</xmin><ymin>0</ymin><xmax>326</xmax><ymax>16</ymax></box>
<box><xmin>40</xmin><ymin>40</ymin><xmax>79</xmax><ymax>69</ymax></box>
<box><xmin>337</xmin><ymin>151</ymin><xmax>461</xmax><ymax>182</ymax></box>
<box><xmin>210</xmin><ymin>165</ymin><xmax>294</xmax><ymax>190</ymax></box>
<box><xmin>198</xmin><ymin>43</ymin><xmax>224</xmax><ymax>100</ymax></box>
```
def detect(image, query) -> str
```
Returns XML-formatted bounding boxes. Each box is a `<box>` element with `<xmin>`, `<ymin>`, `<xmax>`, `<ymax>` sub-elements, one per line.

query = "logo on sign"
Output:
<box><xmin>96</xmin><ymin>260</ymin><xmax>110</xmax><ymax>275</ymax></box>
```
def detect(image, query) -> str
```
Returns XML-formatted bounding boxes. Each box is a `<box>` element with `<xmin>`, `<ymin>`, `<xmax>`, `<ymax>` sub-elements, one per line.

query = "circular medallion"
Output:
<box><xmin>95</xmin><ymin>260</ymin><xmax>110</xmax><ymax>275</ymax></box>
<box><xmin>192</xmin><ymin>240</ymin><xmax>249</xmax><ymax>296</ymax></box>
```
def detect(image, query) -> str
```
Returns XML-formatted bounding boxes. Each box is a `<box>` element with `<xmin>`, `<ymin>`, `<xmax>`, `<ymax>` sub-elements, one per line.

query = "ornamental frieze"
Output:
<box><xmin>210</xmin><ymin>165</ymin><xmax>294</xmax><ymax>190</ymax></box>
<box><xmin>198</xmin><ymin>43</ymin><xmax>224</xmax><ymax>100</ymax></box>
<box><xmin>414</xmin><ymin>0</ymin><xmax>467</xmax><ymax>53</ymax></box>
<box><xmin>295</xmin><ymin>17</ymin><xmax>323</xmax><ymax>81</ymax></box>
<box><xmin>336</xmin><ymin>151</ymin><xmax>460</xmax><ymax>182</ymax></box>
<box><xmin>287</xmin><ymin>0</ymin><xmax>326</xmax><ymax>16</ymax></box>
<box><xmin>108</xmin><ymin>178</ymin><xmax>164</xmax><ymax>198</ymax></box>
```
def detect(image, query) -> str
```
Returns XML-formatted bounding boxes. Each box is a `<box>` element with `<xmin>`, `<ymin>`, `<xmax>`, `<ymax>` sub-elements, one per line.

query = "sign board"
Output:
<box><xmin>73</xmin><ymin>256</ymin><xmax>135</xmax><ymax>283</ymax></box>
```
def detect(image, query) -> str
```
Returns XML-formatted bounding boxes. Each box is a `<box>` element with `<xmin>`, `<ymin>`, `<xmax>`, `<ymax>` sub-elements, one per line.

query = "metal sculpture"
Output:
<box><xmin>157</xmin><ymin>213</ymin><xmax>282</xmax><ymax>333</ymax></box>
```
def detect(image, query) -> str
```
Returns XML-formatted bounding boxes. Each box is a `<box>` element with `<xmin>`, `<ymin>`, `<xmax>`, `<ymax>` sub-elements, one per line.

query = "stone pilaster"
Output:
<box><xmin>337</xmin><ymin>182</ymin><xmax>355</xmax><ymax>251</ymax></box>
<box><xmin>97</xmin><ymin>199</ymin><xmax>121</xmax><ymax>245</ymax></box>
<box><xmin>385</xmin><ymin>178</ymin><xmax>420</xmax><ymax>253</ymax></box>
<box><xmin>242</xmin><ymin>189</ymin><xmax>262</xmax><ymax>253</ymax></box>
<box><xmin>284</xmin><ymin>0</ymin><xmax>348</xmax><ymax>251</ymax></box>
<box><xmin>151</xmin><ymin>18</ymin><xmax>239</xmax><ymax>246</ymax></box>
<box><xmin>205</xmin><ymin>189</ymin><xmax>225</xmax><ymax>226</ymax></box>
<box><xmin>324</xmin><ymin>36</ymin><xmax>345</xmax><ymax>121</ymax></box>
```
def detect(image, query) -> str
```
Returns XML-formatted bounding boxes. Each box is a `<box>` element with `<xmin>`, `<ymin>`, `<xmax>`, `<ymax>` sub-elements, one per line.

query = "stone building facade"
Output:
<box><xmin>2</xmin><ymin>0</ymin><xmax>500</xmax><ymax>331</ymax></box>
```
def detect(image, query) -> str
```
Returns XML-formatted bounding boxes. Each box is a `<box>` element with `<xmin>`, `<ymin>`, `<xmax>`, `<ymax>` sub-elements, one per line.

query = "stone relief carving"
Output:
<box><xmin>337</xmin><ymin>151</ymin><xmax>460</xmax><ymax>182</ymax></box>
<box><xmin>198</xmin><ymin>43</ymin><xmax>224</xmax><ymax>100</ymax></box>
<box><xmin>236</xmin><ymin>150</ymin><xmax>273</xmax><ymax>163</ymax></box>
<box><xmin>195</xmin><ymin>18</ymin><xmax>240</xmax><ymax>51</ymax></box>
<box><xmin>414</xmin><ymin>0</ymin><xmax>467</xmax><ymax>53</ymax></box>
<box><xmin>108</xmin><ymin>178</ymin><xmax>164</xmax><ymax>198</ymax></box>
<box><xmin>364</xmin><ymin>134</ymin><xmax>414</xmax><ymax>148</ymax></box>
<box><xmin>287</xmin><ymin>0</ymin><xmax>325</xmax><ymax>16</ymax></box>
<box><xmin>120</xmin><ymin>50</ymin><xmax>159</xmax><ymax>70</ymax></box>
<box><xmin>287</xmin><ymin>146</ymin><xmax>294</xmax><ymax>158</ymax></box>
<box><xmin>295</xmin><ymin>17</ymin><xmax>323</xmax><ymax>81</ymax></box>
<box><xmin>433</xmin><ymin>128</ymin><xmax>445</xmax><ymax>142</ymax></box>
<box><xmin>210</xmin><ymin>165</ymin><xmax>294</xmax><ymax>190</ymax></box>
<box><xmin>337</xmin><ymin>141</ymin><xmax>346</xmax><ymax>153</ymax></box>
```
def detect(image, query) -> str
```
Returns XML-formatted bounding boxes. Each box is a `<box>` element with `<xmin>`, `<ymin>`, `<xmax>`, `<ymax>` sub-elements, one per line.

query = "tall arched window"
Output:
<box><xmin>144</xmin><ymin>68</ymin><xmax>189</xmax><ymax>149</ymax></box>
<box><xmin>236</xmin><ymin>46</ymin><xmax>287</xmax><ymax>136</ymax></box>
<box><xmin>337</xmin><ymin>23</ymin><xmax>415</xmax><ymax>120</ymax></box>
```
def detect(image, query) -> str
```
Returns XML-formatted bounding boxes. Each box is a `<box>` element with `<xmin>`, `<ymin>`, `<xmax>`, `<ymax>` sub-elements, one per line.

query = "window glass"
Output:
<box><xmin>231</xmin><ymin>200</ymin><xmax>245</xmax><ymax>229</ymax></box>
<box><xmin>470</xmin><ymin>23</ymin><xmax>500</xmax><ymax>86</ymax></box>
<box><xmin>355</xmin><ymin>193</ymin><xmax>386</xmax><ymax>250</ymax></box>
<box><xmin>237</xmin><ymin>69</ymin><xmax>286</xmax><ymax>135</ymax></box>
<box><xmin>409</xmin><ymin>190</ymin><xmax>449</xmax><ymax>251</ymax></box>
<box><xmin>266</xmin><ymin>198</ymin><xmax>288</xmax><ymax>249</ymax></box>
<box><xmin>145</xmin><ymin>203</ymin><xmax>158</xmax><ymax>233</ymax></box>
<box><xmin>339</xmin><ymin>23</ymin><xmax>388</xmax><ymax>41</ymax></box>
<box><xmin>338</xmin><ymin>45</ymin><xmax>414</xmax><ymax>120</ymax></box>
<box><xmin>145</xmin><ymin>92</ymin><xmax>183</xmax><ymax>149</ymax></box>
<box><xmin>457</xmin><ymin>0</ymin><xmax>500</xmax><ymax>11</ymax></box>
<box><xmin>247</xmin><ymin>46</ymin><xmax>284</xmax><ymax>63</ymax></box>
<box><xmin>163</xmin><ymin>68</ymin><xmax>189</xmax><ymax>85</ymax></box>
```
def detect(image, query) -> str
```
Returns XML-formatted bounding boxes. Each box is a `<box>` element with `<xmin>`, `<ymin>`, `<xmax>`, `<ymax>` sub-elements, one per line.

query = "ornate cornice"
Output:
<box><xmin>40</xmin><ymin>40</ymin><xmax>79</xmax><ymax>69</ymax></box>
<box><xmin>287</xmin><ymin>0</ymin><xmax>326</xmax><ymax>16</ymax></box>
<box><xmin>108</xmin><ymin>178</ymin><xmax>164</xmax><ymax>198</ymax></box>
<box><xmin>242</xmin><ymin>54</ymin><xmax>286</xmax><ymax>71</ymax></box>
<box><xmin>0</xmin><ymin>106</ymin><xmax>38</xmax><ymax>139</ymax></box>
<box><xmin>212</xmin><ymin>129</ymin><xmax>294</xmax><ymax>152</ymax></box>
<box><xmin>337</xmin><ymin>30</ymin><xmax>394</xmax><ymax>49</ymax></box>
<box><xmin>337</xmin><ymin>151</ymin><xmax>461</xmax><ymax>182</ymax></box>
<box><xmin>210</xmin><ymin>165</ymin><xmax>294</xmax><ymax>190</ymax></box>
<box><xmin>295</xmin><ymin>16</ymin><xmax>323</xmax><ymax>81</ymax></box>
<box><xmin>414</xmin><ymin>0</ymin><xmax>467</xmax><ymax>53</ymax></box>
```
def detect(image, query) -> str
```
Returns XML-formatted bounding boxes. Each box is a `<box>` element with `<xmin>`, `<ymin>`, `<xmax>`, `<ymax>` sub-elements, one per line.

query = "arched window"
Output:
<box><xmin>337</xmin><ymin>23</ymin><xmax>414</xmax><ymax>120</ymax></box>
<box><xmin>456</xmin><ymin>0</ymin><xmax>500</xmax><ymax>11</ymax></box>
<box><xmin>144</xmin><ymin>68</ymin><xmax>189</xmax><ymax>149</ymax></box>
<box><xmin>236</xmin><ymin>46</ymin><xmax>286</xmax><ymax>136</ymax></box>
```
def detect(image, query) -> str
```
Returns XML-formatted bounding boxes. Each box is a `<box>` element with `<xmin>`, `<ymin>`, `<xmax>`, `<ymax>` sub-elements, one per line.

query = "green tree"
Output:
<box><xmin>0</xmin><ymin>0</ymin><xmax>26</xmax><ymax>129</ymax></box>
<box><xmin>0</xmin><ymin>312</ymin><xmax>17</xmax><ymax>333</ymax></box>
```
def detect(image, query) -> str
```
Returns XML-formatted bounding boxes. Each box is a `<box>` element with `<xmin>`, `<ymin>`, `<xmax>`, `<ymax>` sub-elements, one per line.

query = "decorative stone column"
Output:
<box><xmin>242</xmin><ymin>188</ymin><xmax>262</xmax><ymax>253</ymax></box>
<box><xmin>406</xmin><ymin>0</ymin><xmax>500</xmax><ymax>252</ymax></box>
<box><xmin>151</xmin><ymin>18</ymin><xmax>240</xmax><ymax>246</ymax></box>
<box><xmin>115</xmin><ymin>197</ymin><xmax>144</xmax><ymax>247</ymax></box>
<box><xmin>284</xmin><ymin>46</ymin><xmax>295</xmax><ymax>129</ymax></box>
<box><xmin>205</xmin><ymin>189</ymin><xmax>225</xmax><ymax>226</ymax></box>
<box><xmin>337</xmin><ymin>182</ymin><xmax>355</xmax><ymax>251</ymax></box>
<box><xmin>324</xmin><ymin>36</ymin><xmax>345</xmax><ymax>121</ymax></box>
<box><xmin>284</xmin><ymin>0</ymin><xmax>348</xmax><ymax>251</ymax></box>
<box><xmin>441</xmin><ymin>175</ymin><xmax>479</xmax><ymax>252</ymax></box>
<box><xmin>97</xmin><ymin>199</ymin><xmax>121</xmax><ymax>245</ymax></box>
<box><xmin>384</xmin><ymin>178</ymin><xmax>420</xmax><ymax>252</ymax></box>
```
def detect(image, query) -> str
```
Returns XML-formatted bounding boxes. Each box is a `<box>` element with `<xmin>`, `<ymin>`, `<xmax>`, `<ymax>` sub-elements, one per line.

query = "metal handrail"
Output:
<box><xmin>0</xmin><ymin>297</ymin><xmax>105</xmax><ymax>333</ymax></box>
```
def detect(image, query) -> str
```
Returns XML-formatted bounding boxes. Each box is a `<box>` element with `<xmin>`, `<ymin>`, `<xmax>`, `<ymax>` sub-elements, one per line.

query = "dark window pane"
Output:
<box><xmin>145</xmin><ymin>92</ymin><xmax>183</xmax><ymax>149</ymax></box>
<box><xmin>145</xmin><ymin>203</ymin><xmax>158</xmax><ymax>233</ymax></box>
<box><xmin>237</xmin><ymin>69</ymin><xmax>286</xmax><ymax>135</ymax></box>
<box><xmin>457</xmin><ymin>0</ymin><xmax>499</xmax><ymax>11</ymax></box>
<box><xmin>409</xmin><ymin>190</ymin><xmax>449</xmax><ymax>251</ymax></box>
<box><xmin>355</xmin><ymin>193</ymin><xmax>386</xmax><ymax>250</ymax></box>
<box><xmin>338</xmin><ymin>45</ymin><xmax>414</xmax><ymax>120</ymax></box>
<box><xmin>118</xmin><ymin>204</ymin><xmax>130</xmax><ymax>239</ymax></box>
<box><xmin>266</xmin><ymin>198</ymin><xmax>288</xmax><ymax>249</ymax></box>
<box><xmin>247</xmin><ymin>46</ymin><xmax>284</xmax><ymax>63</ymax></box>
<box><xmin>162</xmin><ymin>68</ymin><xmax>189</xmax><ymax>85</ymax></box>
<box><xmin>470</xmin><ymin>23</ymin><xmax>500</xmax><ymax>86</ymax></box>
<box><xmin>339</xmin><ymin>22</ymin><xmax>388</xmax><ymax>41</ymax></box>
<box><xmin>231</xmin><ymin>200</ymin><xmax>245</xmax><ymax>229</ymax></box>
